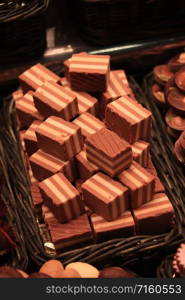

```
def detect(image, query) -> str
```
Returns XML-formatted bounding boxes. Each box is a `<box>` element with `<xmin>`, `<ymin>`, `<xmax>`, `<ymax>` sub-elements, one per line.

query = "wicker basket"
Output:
<box><xmin>0</xmin><ymin>71</ymin><xmax>185</xmax><ymax>277</ymax></box>
<box><xmin>0</xmin><ymin>0</ymin><xmax>49</xmax><ymax>67</ymax></box>
<box><xmin>70</xmin><ymin>0</ymin><xmax>185</xmax><ymax>45</ymax></box>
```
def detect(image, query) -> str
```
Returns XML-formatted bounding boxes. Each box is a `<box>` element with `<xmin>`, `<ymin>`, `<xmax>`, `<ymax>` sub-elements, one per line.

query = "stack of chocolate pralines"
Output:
<box><xmin>14</xmin><ymin>53</ymin><xmax>174</xmax><ymax>252</ymax></box>
<box><xmin>151</xmin><ymin>52</ymin><xmax>185</xmax><ymax>162</ymax></box>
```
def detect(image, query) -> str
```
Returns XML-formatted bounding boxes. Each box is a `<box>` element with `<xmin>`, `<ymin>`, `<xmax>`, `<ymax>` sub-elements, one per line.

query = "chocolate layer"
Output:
<box><xmin>35</xmin><ymin>116</ymin><xmax>83</xmax><ymax>161</ymax></box>
<box><xmin>132</xmin><ymin>140</ymin><xmax>149</xmax><ymax>167</ymax></box>
<box><xmin>90</xmin><ymin>210</ymin><xmax>135</xmax><ymax>242</ymax></box>
<box><xmin>39</xmin><ymin>173</ymin><xmax>84</xmax><ymax>223</ymax></box>
<box><xmin>29</xmin><ymin>149</ymin><xmax>75</xmax><ymax>182</ymax></box>
<box><xmin>82</xmin><ymin>172</ymin><xmax>129</xmax><ymax>221</ymax></box>
<box><xmin>165</xmin><ymin>109</ymin><xmax>185</xmax><ymax>135</ymax></box>
<box><xmin>76</xmin><ymin>150</ymin><xmax>99</xmax><ymax>181</ymax></box>
<box><xmin>118</xmin><ymin>161</ymin><xmax>155</xmax><ymax>208</ymax></box>
<box><xmin>69</xmin><ymin>53</ymin><xmax>110</xmax><ymax>92</ymax></box>
<box><xmin>33</xmin><ymin>81</ymin><xmax>79</xmax><ymax>120</ymax></box>
<box><xmin>133</xmin><ymin>193</ymin><xmax>174</xmax><ymax>235</ymax></box>
<box><xmin>85</xmin><ymin>128</ymin><xmax>133</xmax><ymax>177</ymax></box>
<box><xmin>105</xmin><ymin>96</ymin><xmax>152</xmax><ymax>144</ymax></box>
<box><xmin>19</xmin><ymin>63</ymin><xmax>60</xmax><ymax>94</ymax></box>
<box><xmin>73</xmin><ymin>112</ymin><xmax>104</xmax><ymax>139</ymax></box>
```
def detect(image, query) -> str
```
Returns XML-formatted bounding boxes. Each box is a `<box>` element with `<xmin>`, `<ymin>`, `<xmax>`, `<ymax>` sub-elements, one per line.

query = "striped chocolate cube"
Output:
<box><xmin>64</xmin><ymin>86</ymin><xmax>99</xmax><ymax>116</ymax></box>
<box><xmin>24</xmin><ymin>120</ymin><xmax>41</xmax><ymax>156</ymax></box>
<box><xmin>132</xmin><ymin>140</ymin><xmax>149</xmax><ymax>167</ymax></box>
<box><xmin>42</xmin><ymin>205</ymin><xmax>92</xmax><ymax>251</ymax></box>
<box><xmin>100</xmin><ymin>70</ymin><xmax>132</xmax><ymax>118</ymax></box>
<box><xmin>35</xmin><ymin>116</ymin><xmax>83</xmax><ymax>161</ymax></box>
<box><xmin>16</xmin><ymin>91</ymin><xmax>44</xmax><ymax>129</ymax></box>
<box><xmin>69</xmin><ymin>53</ymin><xmax>110</xmax><ymax>92</ymax></box>
<box><xmin>82</xmin><ymin>172</ymin><xmax>129</xmax><ymax>221</ymax></box>
<box><xmin>19</xmin><ymin>63</ymin><xmax>60</xmax><ymax>94</ymax></box>
<box><xmin>118</xmin><ymin>161</ymin><xmax>155</xmax><ymax>208</ymax></box>
<box><xmin>105</xmin><ymin>96</ymin><xmax>152</xmax><ymax>144</ymax></box>
<box><xmin>39</xmin><ymin>173</ymin><xmax>84</xmax><ymax>223</ymax></box>
<box><xmin>73</xmin><ymin>112</ymin><xmax>104</xmax><ymax>139</ymax></box>
<box><xmin>133</xmin><ymin>193</ymin><xmax>174</xmax><ymax>235</ymax></box>
<box><xmin>63</xmin><ymin>52</ymin><xmax>87</xmax><ymax>79</ymax></box>
<box><xmin>29</xmin><ymin>149</ymin><xmax>75</xmax><ymax>182</ymax></box>
<box><xmin>85</xmin><ymin>128</ymin><xmax>133</xmax><ymax>177</ymax></box>
<box><xmin>76</xmin><ymin>150</ymin><xmax>99</xmax><ymax>181</ymax></box>
<box><xmin>12</xmin><ymin>89</ymin><xmax>23</xmax><ymax>102</ymax></box>
<box><xmin>90</xmin><ymin>211</ymin><xmax>135</xmax><ymax>242</ymax></box>
<box><xmin>33</xmin><ymin>81</ymin><xmax>79</xmax><ymax>120</ymax></box>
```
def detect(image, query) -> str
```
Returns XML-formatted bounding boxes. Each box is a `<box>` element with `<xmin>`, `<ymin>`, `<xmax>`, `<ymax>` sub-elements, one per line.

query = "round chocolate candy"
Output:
<box><xmin>29</xmin><ymin>272</ymin><xmax>52</xmax><ymax>278</ymax></box>
<box><xmin>39</xmin><ymin>259</ymin><xmax>64</xmax><ymax>278</ymax></box>
<box><xmin>174</xmin><ymin>135</ymin><xmax>185</xmax><ymax>163</ymax></box>
<box><xmin>60</xmin><ymin>268</ymin><xmax>81</xmax><ymax>278</ymax></box>
<box><xmin>165</xmin><ymin>109</ymin><xmax>185</xmax><ymax>133</ymax></box>
<box><xmin>164</xmin><ymin>76</ymin><xmax>176</xmax><ymax>102</ymax></box>
<box><xmin>153</xmin><ymin>64</ymin><xmax>173</xmax><ymax>86</ymax></box>
<box><xmin>175</xmin><ymin>67</ymin><xmax>185</xmax><ymax>92</ymax></box>
<box><xmin>151</xmin><ymin>83</ymin><xmax>165</xmax><ymax>106</ymax></box>
<box><xmin>66</xmin><ymin>262</ymin><xmax>99</xmax><ymax>278</ymax></box>
<box><xmin>168</xmin><ymin>53</ymin><xmax>185</xmax><ymax>72</ymax></box>
<box><xmin>173</xmin><ymin>243</ymin><xmax>185</xmax><ymax>276</ymax></box>
<box><xmin>0</xmin><ymin>266</ymin><xmax>23</xmax><ymax>278</ymax></box>
<box><xmin>99</xmin><ymin>267</ymin><xmax>136</xmax><ymax>278</ymax></box>
<box><xmin>167</xmin><ymin>126</ymin><xmax>180</xmax><ymax>140</ymax></box>
<box><xmin>167</xmin><ymin>87</ymin><xmax>185</xmax><ymax>116</ymax></box>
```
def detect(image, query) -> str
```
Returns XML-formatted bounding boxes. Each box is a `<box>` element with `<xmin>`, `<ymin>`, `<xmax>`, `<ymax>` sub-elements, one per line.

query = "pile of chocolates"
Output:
<box><xmin>0</xmin><ymin>259</ymin><xmax>135</xmax><ymax>278</ymax></box>
<box><xmin>13</xmin><ymin>52</ymin><xmax>174</xmax><ymax>252</ymax></box>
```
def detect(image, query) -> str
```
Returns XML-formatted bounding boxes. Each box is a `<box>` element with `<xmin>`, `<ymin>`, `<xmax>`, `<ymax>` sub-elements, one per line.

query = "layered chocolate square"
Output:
<box><xmin>23</xmin><ymin>120</ymin><xmax>41</xmax><ymax>156</ymax></box>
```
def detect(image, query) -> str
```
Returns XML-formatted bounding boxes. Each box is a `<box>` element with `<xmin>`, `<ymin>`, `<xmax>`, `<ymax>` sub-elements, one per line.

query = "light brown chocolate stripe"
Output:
<box><xmin>73</xmin><ymin>113</ymin><xmax>104</xmax><ymax>136</ymax></box>
<box><xmin>70</xmin><ymin>54</ymin><xmax>110</xmax><ymax>73</ymax></box>
<box><xmin>16</xmin><ymin>94</ymin><xmax>43</xmax><ymax>119</ymax></box>
<box><xmin>24</xmin><ymin>120</ymin><xmax>41</xmax><ymax>141</ymax></box>
<box><xmin>106</xmin><ymin>71</ymin><xmax>128</xmax><ymax>98</ymax></box>
<box><xmin>134</xmin><ymin>197</ymin><xmax>173</xmax><ymax>218</ymax></box>
<box><xmin>30</xmin><ymin>149</ymin><xmax>66</xmax><ymax>172</ymax></box>
<box><xmin>29</xmin><ymin>63</ymin><xmax>59</xmax><ymax>82</ymax></box>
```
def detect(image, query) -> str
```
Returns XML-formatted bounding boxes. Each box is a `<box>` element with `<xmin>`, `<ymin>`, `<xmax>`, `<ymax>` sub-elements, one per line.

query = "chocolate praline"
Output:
<box><xmin>153</xmin><ymin>64</ymin><xmax>173</xmax><ymax>86</ymax></box>
<box><xmin>175</xmin><ymin>67</ymin><xmax>185</xmax><ymax>92</ymax></box>
<box><xmin>151</xmin><ymin>83</ymin><xmax>165</xmax><ymax>106</ymax></box>
<box><xmin>165</xmin><ymin>109</ymin><xmax>185</xmax><ymax>137</ymax></box>
<box><xmin>168</xmin><ymin>52</ymin><xmax>185</xmax><ymax>72</ymax></box>
<box><xmin>167</xmin><ymin>87</ymin><xmax>185</xmax><ymax>116</ymax></box>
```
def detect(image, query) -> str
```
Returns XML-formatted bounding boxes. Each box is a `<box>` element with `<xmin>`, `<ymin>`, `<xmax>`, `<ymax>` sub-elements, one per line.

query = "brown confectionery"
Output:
<box><xmin>60</xmin><ymin>77</ymin><xmax>69</xmax><ymax>87</ymax></box>
<box><xmin>60</xmin><ymin>269</ymin><xmax>81</xmax><ymax>278</ymax></box>
<box><xmin>63</xmin><ymin>52</ymin><xmax>87</xmax><ymax>79</ymax></box>
<box><xmin>167</xmin><ymin>87</ymin><xmax>185</xmax><ymax>116</ymax></box>
<box><xmin>174</xmin><ymin>131</ymin><xmax>185</xmax><ymax>163</ymax></box>
<box><xmin>35</xmin><ymin>116</ymin><xmax>83</xmax><ymax>161</ymax></box>
<box><xmin>73</xmin><ymin>112</ymin><xmax>104</xmax><ymax>139</ymax></box>
<box><xmin>173</xmin><ymin>243</ymin><xmax>185</xmax><ymax>276</ymax></box>
<box><xmin>31</xmin><ymin>182</ymin><xmax>43</xmax><ymax>206</ymax></box>
<box><xmin>39</xmin><ymin>260</ymin><xmax>64</xmax><ymax>278</ymax></box>
<box><xmin>99</xmin><ymin>267</ymin><xmax>136</xmax><ymax>278</ymax></box>
<box><xmin>168</xmin><ymin>52</ymin><xmax>185</xmax><ymax>72</ymax></box>
<box><xmin>64</xmin><ymin>86</ymin><xmax>99</xmax><ymax>116</ymax></box>
<box><xmin>153</xmin><ymin>64</ymin><xmax>173</xmax><ymax>86</ymax></box>
<box><xmin>118</xmin><ymin>161</ymin><xmax>155</xmax><ymax>208</ymax></box>
<box><xmin>23</xmin><ymin>120</ymin><xmax>41</xmax><ymax>156</ymax></box>
<box><xmin>105</xmin><ymin>96</ymin><xmax>152</xmax><ymax>144</ymax></box>
<box><xmin>131</xmin><ymin>140</ymin><xmax>149</xmax><ymax>167</ymax></box>
<box><xmin>0</xmin><ymin>267</ymin><xmax>23</xmax><ymax>278</ymax></box>
<box><xmin>66</xmin><ymin>262</ymin><xmax>99</xmax><ymax>278</ymax></box>
<box><xmin>19</xmin><ymin>63</ymin><xmax>60</xmax><ymax>93</ymax></box>
<box><xmin>16</xmin><ymin>91</ymin><xmax>44</xmax><ymax>129</ymax></box>
<box><xmin>69</xmin><ymin>53</ymin><xmax>110</xmax><ymax>92</ymax></box>
<box><xmin>82</xmin><ymin>172</ymin><xmax>129</xmax><ymax>221</ymax></box>
<box><xmin>43</xmin><ymin>205</ymin><xmax>92</xmax><ymax>251</ymax></box>
<box><xmin>39</xmin><ymin>173</ymin><xmax>84</xmax><ymax>223</ymax></box>
<box><xmin>151</xmin><ymin>83</ymin><xmax>165</xmax><ymax>106</ymax></box>
<box><xmin>33</xmin><ymin>81</ymin><xmax>79</xmax><ymax>120</ymax></box>
<box><xmin>29</xmin><ymin>272</ymin><xmax>52</xmax><ymax>278</ymax></box>
<box><xmin>133</xmin><ymin>193</ymin><xmax>174</xmax><ymax>235</ymax></box>
<box><xmin>146</xmin><ymin>158</ymin><xmax>165</xmax><ymax>194</ymax></box>
<box><xmin>100</xmin><ymin>70</ymin><xmax>132</xmax><ymax>118</ymax></box>
<box><xmin>76</xmin><ymin>150</ymin><xmax>99</xmax><ymax>181</ymax></box>
<box><xmin>12</xmin><ymin>89</ymin><xmax>23</xmax><ymax>102</ymax></box>
<box><xmin>85</xmin><ymin>127</ymin><xmax>133</xmax><ymax>177</ymax></box>
<box><xmin>16</xmin><ymin>269</ymin><xmax>29</xmax><ymax>278</ymax></box>
<box><xmin>175</xmin><ymin>66</ymin><xmax>185</xmax><ymax>92</ymax></box>
<box><xmin>165</xmin><ymin>109</ymin><xmax>185</xmax><ymax>138</ymax></box>
<box><xmin>29</xmin><ymin>149</ymin><xmax>75</xmax><ymax>182</ymax></box>
<box><xmin>90</xmin><ymin>210</ymin><xmax>135</xmax><ymax>242</ymax></box>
